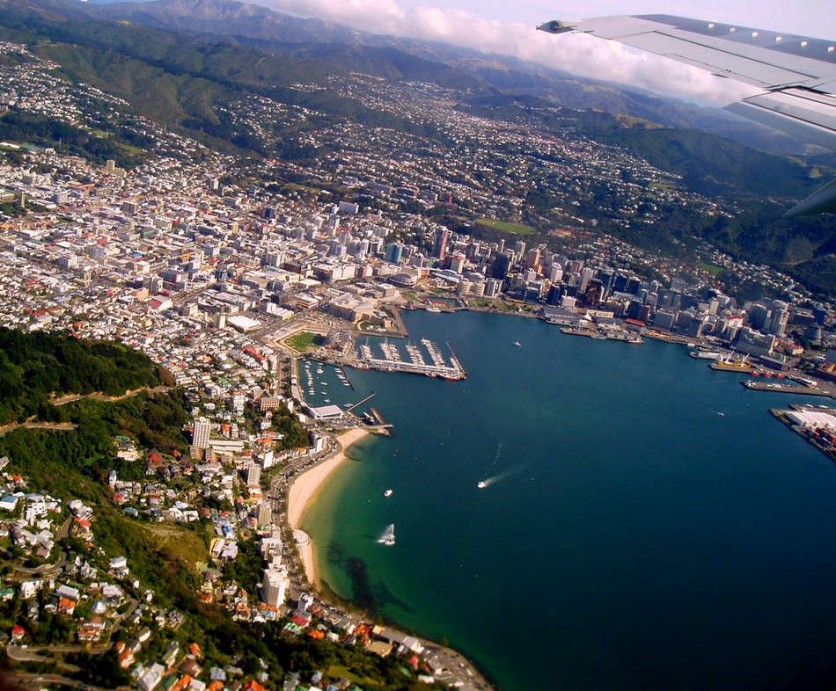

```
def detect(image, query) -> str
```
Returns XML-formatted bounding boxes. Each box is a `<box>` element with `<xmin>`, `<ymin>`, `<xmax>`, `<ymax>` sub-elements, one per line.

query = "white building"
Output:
<box><xmin>261</xmin><ymin>568</ymin><xmax>288</xmax><ymax>607</ymax></box>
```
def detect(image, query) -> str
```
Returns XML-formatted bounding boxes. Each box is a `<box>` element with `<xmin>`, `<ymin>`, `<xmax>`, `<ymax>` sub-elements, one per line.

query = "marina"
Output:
<box><xmin>355</xmin><ymin>338</ymin><xmax>467</xmax><ymax>380</ymax></box>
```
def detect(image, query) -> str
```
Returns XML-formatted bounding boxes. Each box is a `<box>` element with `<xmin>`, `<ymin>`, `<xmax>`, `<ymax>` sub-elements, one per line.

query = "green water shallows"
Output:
<box><xmin>302</xmin><ymin>311</ymin><xmax>836</xmax><ymax>690</ymax></box>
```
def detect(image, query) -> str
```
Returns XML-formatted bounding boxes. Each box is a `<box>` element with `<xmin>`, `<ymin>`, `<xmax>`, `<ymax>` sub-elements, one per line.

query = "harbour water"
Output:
<box><xmin>301</xmin><ymin>310</ymin><xmax>836</xmax><ymax>690</ymax></box>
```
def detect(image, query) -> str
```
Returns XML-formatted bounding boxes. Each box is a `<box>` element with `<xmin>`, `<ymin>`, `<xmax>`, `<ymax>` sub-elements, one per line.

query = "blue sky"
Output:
<box><xmin>261</xmin><ymin>1</ymin><xmax>835</xmax><ymax>103</ymax></box>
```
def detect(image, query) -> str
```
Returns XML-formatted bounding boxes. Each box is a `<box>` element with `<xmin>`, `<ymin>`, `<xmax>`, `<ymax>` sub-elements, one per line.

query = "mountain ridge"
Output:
<box><xmin>84</xmin><ymin>0</ymin><xmax>805</xmax><ymax>155</ymax></box>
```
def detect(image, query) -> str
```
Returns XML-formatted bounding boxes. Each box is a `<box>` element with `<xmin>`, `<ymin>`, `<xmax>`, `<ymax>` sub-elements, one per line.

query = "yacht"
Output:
<box><xmin>377</xmin><ymin>524</ymin><xmax>396</xmax><ymax>546</ymax></box>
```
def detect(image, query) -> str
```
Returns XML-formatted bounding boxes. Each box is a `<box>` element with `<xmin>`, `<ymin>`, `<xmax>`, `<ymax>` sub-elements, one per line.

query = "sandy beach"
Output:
<box><xmin>288</xmin><ymin>427</ymin><xmax>370</xmax><ymax>585</ymax></box>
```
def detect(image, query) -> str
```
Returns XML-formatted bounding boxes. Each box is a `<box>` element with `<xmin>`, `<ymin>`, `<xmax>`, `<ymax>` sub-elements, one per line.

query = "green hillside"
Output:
<box><xmin>0</xmin><ymin>327</ymin><xmax>164</xmax><ymax>423</ymax></box>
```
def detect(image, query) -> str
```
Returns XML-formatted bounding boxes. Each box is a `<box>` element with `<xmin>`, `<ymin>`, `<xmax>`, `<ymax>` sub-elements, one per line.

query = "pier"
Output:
<box><xmin>345</xmin><ymin>392</ymin><xmax>376</xmax><ymax>413</ymax></box>
<box><xmin>742</xmin><ymin>380</ymin><xmax>834</xmax><ymax>397</ymax></box>
<box><xmin>339</xmin><ymin>366</ymin><xmax>355</xmax><ymax>390</ymax></box>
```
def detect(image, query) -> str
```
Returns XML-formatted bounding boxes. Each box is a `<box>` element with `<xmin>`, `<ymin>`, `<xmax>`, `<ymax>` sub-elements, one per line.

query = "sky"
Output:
<box><xmin>259</xmin><ymin>0</ymin><xmax>836</xmax><ymax>104</ymax></box>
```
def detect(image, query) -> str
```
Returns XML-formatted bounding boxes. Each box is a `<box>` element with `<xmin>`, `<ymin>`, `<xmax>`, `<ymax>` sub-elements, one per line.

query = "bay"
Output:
<box><xmin>301</xmin><ymin>310</ymin><xmax>836</xmax><ymax>690</ymax></box>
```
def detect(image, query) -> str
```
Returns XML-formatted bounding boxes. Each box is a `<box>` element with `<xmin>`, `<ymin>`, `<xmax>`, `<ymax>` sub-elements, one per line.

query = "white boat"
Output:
<box><xmin>377</xmin><ymin>524</ymin><xmax>396</xmax><ymax>546</ymax></box>
<box><xmin>513</xmin><ymin>341</ymin><xmax>522</xmax><ymax>348</ymax></box>
<box><xmin>689</xmin><ymin>349</ymin><xmax>721</xmax><ymax>360</ymax></box>
<box><xmin>383</xmin><ymin>489</ymin><xmax>394</xmax><ymax>498</ymax></box>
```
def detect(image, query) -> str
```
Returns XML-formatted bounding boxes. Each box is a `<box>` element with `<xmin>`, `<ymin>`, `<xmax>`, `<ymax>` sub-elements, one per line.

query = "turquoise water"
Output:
<box><xmin>302</xmin><ymin>311</ymin><xmax>836</xmax><ymax>690</ymax></box>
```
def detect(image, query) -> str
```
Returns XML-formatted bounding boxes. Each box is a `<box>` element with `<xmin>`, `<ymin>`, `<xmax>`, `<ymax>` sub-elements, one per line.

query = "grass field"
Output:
<box><xmin>476</xmin><ymin>218</ymin><xmax>536</xmax><ymax>235</ymax></box>
<box><xmin>144</xmin><ymin>523</ymin><xmax>210</xmax><ymax>575</ymax></box>
<box><xmin>698</xmin><ymin>261</ymin><xmax>723</xmax><ymax>277</ymax></box>
<box><xmin>286</xmin><ymin>182</ymin><xmax>322</xmax><ymax>195</ymax></box>
<box><xmin>286</xmin><ymin>331</ymin><xmax>325</xmax><ymax>352</ymax></box>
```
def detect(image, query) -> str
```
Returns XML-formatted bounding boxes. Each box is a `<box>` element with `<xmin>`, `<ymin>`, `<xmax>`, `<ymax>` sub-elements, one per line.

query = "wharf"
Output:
<box><xmin>642</xmin><ymin>330</ymin><xmax>699</xmax><ymax>347</ymax></box>
<box><xmin>742</xmin><ymin>380</ymin><xmax>833</xmax><ymax>397</ymax></box>
<box><xmin>560</xmin><ymin>326</ymin><xmax>599</xmax><ymax>338</ymax></box>
<box><xmin>770</xmin><ymin>406</ymin><xmax>836</xmax><ymax>463</ymax></box>
<box><xmin>601</xmin><ymin>330</ymin><xmax>643</xmax><ymax>344</ymax></box>
<box><xmin>560</xmin><ymin>326</ymin><xmax>643</xmax><ymax>344</ymax></box>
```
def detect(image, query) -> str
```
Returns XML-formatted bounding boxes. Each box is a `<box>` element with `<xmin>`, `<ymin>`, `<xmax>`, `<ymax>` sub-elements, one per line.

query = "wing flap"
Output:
<box><xmin>621</xmin><ymin>31</ymin><xmax>815</xmax><ymax>87</ymax></box>
<box><xmin>743</xmin><ymin>89</ymin><xmax>836</xmax><ymax>132</ymax></box>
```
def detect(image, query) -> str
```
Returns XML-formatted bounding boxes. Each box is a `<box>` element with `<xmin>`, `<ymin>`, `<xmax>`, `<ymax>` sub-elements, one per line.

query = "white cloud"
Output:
<box><xmin>263</xmin><ymin>0</ymin><xmax>757</xmax><ymax>103</ymax></box>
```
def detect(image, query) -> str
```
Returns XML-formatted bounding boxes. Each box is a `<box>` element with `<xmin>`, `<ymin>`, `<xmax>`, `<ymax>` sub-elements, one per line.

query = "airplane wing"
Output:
<box><xmin>538</xmin><ymin>15</ymin><xmax>836</xmax><ymax>214</ymax></box>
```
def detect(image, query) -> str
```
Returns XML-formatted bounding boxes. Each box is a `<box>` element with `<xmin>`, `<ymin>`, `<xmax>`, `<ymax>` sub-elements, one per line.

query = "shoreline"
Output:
<box><xmin>287</xmin><ymin>427</ymin><xmax>370</xmax><ymax>586</ymax></box>
<box><xmin>283</xmin><ymin>427</ymin><xmax>494</xmax><ymax>689</ymax></box>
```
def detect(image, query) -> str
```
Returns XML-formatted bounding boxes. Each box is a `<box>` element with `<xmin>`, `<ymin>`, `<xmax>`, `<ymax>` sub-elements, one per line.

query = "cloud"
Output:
<box><xmin>262</xmin><ymin>0</ymin><xmax>756</xmax><ymax>103</ymax></box>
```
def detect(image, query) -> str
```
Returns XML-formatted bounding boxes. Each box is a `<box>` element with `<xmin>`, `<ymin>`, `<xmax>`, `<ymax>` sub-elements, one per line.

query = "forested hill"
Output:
<box><xmin>0</xmin><ymin>327</ymin><xmax>165</xmax><ymax>423</ymax></box>
<box><xmin>0</xmin><ymin>0</ymin><xmax>483</xmax><ymax>143</ymax></box>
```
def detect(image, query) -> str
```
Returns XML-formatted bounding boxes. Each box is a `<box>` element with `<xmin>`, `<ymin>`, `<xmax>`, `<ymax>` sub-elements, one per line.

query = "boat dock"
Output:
<box><xmin>339</xmin><ymin>366</ymin><xmax>355</xmax><ymax>390</ymax></box>
<box><xmin>355</xmin><ymin>338</ymin><xmax>467</xmax><ymax>380</ymax></box>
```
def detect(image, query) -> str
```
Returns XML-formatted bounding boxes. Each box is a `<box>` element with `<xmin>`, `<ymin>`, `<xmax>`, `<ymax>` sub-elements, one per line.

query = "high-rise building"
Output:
<box><xmin>449</xmin><ymin>253</ymin><xmax>466</xmax><ymax>273</ymax></box>
<box><xmin>433</xmin><ymin>227</ymin><xmax>450</xmax><ymax>259</ymax></box>
<box><xmin>524</xmin><ymin>248</ymin><xmax>541</xmax><ymax>273</ymax></box>
<box><xmin>261</xmin><ymin>568</ymin><xmax>287</xmax><ymax>607</ymax></box>
<box><xmin>748</xmin><ymin>303</ymin><xmax>771</xmax><ymax>331</ymax></box>
<box><xmin>192</xmin><ymin>418</ymin><xmax>210</xmax><ymax>449</ymax></box>
<box><xmin>245</xmin><ymin>464</ymin><xmax>262</xmax><ymax>488</ymax></box>
<box><xmin>490</xmin><ymin>253</ymin><xmax>512</xmax><ymax>280</ymax></box>
<box><xmin>579</xmin><ymin>267</ymin><xmax>595</xmax><ymax>293</ymax></box>
<box><xmin>256</xmin><ymin>502</ymin><xmax>272</xmax><ymax>528</ymax></box>
<box><xmin>484</xmin><ymin>277</ymin><xmax>502</xmax><ymax>298</ymax></box>
<box><xmin>386</xmin><ymin>242</ymin><xmax>403</xmax><ymax>265</ymax></box>
<box><xmin>769</xmin><ymin>301</ymin><xmax>790</xmax><ymax>336</ymax></box>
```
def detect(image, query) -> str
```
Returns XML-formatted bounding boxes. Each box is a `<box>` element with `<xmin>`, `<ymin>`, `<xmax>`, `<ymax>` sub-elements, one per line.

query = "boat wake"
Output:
<box><xmin>377</xmin><ymin>524</ymin><xmax>396</xmax><ymax>546</ymax></box>
<box><xmin>476</xmin><ymin>465</ymin><xmax>524</xmax><ymax>489</ymax></box>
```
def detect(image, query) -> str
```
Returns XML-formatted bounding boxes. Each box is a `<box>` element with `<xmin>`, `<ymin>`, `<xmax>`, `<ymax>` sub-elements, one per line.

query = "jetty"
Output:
<box><xmin>742</xmin><ymin>380</ymin><xmax>833</xmax><ymax>397</ymax></box>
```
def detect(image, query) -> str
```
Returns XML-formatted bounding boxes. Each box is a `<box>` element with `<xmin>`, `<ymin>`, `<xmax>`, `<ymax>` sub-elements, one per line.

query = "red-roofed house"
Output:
<box><xmin>58</xmin><ymin>597</ymin><xmax>77</xmax><ymax>616</ymax></box>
